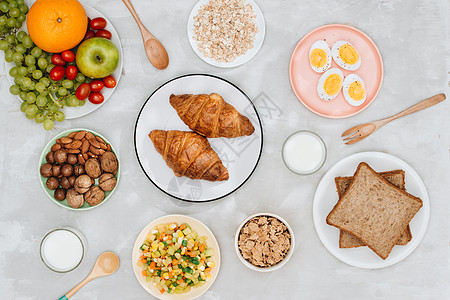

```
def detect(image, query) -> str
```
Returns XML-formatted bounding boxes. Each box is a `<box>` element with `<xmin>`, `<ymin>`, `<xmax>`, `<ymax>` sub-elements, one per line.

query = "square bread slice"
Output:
<box><xmin>335</xmin><ymin>170</ymin><xmax>412</xmax><ymax>248</ymax></box>
<box><xmin>326</xmin><ymin>162</ymin><xmax>423</xmax><ymax>260</ymax></box>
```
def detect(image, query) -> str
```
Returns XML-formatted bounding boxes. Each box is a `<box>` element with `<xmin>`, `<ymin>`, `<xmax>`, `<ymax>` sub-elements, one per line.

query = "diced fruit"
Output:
<box><xmin>66</xmin><ymin>65</ymin><xmax>78</xmax><ymax>80</ymax></box>
<box><xmin>75</xmin><ymin>83</ymin><xmax>91</xmax><ymax>100</ymax></box>
<box><xmin>51</xmin><ymin>54</ymin><xmax>66</xmax><ymax>66</ymax></box>
<box><xmin>95</xmin><ymin>29</ymin><xmax>112</xmax><ymax>40</ymax></box>
<box><xmin>49</xmin><ymin>66</ymin><xmax>65</xmax><ymax>81</ymax></box>
<box><xmin>89</xmin><ymin>80</ymin><xmax>104</xmax><ymax>93</ymax></box>
<box><xmin>88</xmin><ymin>92</ymin><xmax>104</xmax><ymax>104</ymax></box>
<box><xmin>61</xmin><ymin>50</ymin><xmax>75</xmax><ymax>62</ymax></box>
<box><xmin>90</xmin><ymin>17</ymin><xmax>107</xmax><ymax>30</ymax></box>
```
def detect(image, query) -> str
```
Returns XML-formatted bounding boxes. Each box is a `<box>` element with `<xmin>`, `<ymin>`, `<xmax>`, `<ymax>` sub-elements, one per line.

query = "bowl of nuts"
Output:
<box><xmin>38</xmin><ymin>129</ymin><xmax>120</xmax><ymax>210</ymax></box>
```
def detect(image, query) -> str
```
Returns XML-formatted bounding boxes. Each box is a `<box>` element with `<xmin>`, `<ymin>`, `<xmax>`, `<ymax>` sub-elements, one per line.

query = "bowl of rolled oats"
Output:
<box><xmin>235</xmin><ymin>213</ymin><xmax>295</xmax><ymax>272</ymax></box>
<box><xmin>188</xmin><ymin>0</ymin><xmax>265</xmax><ymax>68</ymax></box>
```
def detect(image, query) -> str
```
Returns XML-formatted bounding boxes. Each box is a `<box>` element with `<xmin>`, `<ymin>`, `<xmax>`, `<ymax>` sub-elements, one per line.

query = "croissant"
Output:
<box><xmin>149</xmin><ymin>130</ymin><xmax>229</xmax><ymax>181</ymax></box>
<box><xmin>169</xmin><ymin>93</ymin><xmax>255</xmax><ymax>138</ymax></box>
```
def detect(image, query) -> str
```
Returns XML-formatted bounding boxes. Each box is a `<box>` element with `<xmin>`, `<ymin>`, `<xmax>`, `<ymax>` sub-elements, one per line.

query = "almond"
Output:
<box><xmin>95</xmin><ymin>136</ymin><xmax>105</xmax><ymax>144</ymax></box>
<box><xmin>90</xmin><ymin>146</ymin><xmax>100</xmax><ymax>155</ymax></box>
<box><xmin>56</xmin><ymin>138</ymin><xmax>62</xmax><ymax>144</ymax></box>
<box><xmin>60</xmin><ymin>137</ymin><xmax>72</xmax><ymax>144</ymax></box>
<box><xmin>74</xmin><ymin>130</ymin><xmax>86</xmax><ymax>140</ymax></box>
<box><xmin>51</xmin><ymin>144</ymin><xmax>61</xmax><ymax>152</ymax></box>
<box><xmin>82</xmin><ymin>153</ymin><xmax>88</xmax><ymax>160</ymax></box>
<box><xmin>88</xmin><ymin>138</ymin><xmax>101</xmax><ymax>149</ymax></box>
<box><xmin>67</xmin><ymin>149</ymin><xmax>80</xmax><ymax>154</ymax></box>
<box><xmin>107</xmin><ymin>144</ymin><xmax>111</xmax><ymax>151</ymax></box>
<box><xmin>87</xmin><ymin>151</ymin><xmax>98</xmax><ymax>158</ymax></box>
<box><xmin>81</xmin><ymin>140</ymin><xmax>90</xmax><ymax>154</ymax></box>
<box><xmin>86</xmin><ymin>132</ymin><xmax>95</xmax><ymax>140</ymax></box>
<box><xmin>98</xmin><ymin>149</ymin><xmax>106</xmax><ymax>155</ymax></box>
<box><xmin>78</xmin><ymin>154</ymin><xmax>85</xmax><ymax>165</ymax></box>
<box><xmin>68</xmin><ymin>132</ymin><xmax>77</xmax><ymax>139</ymax></box>
<box><xmin>69</xmin><ymin>140</ymin><xmax>82</xmax><ymax>149</ymax></box>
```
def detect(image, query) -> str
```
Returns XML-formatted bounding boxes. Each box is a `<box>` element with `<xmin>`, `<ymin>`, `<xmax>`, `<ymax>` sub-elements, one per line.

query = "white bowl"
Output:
<box><xmin>234</xmin><ymin>213</ymin><xmax>295</xmax><ymax>272</ymax></box>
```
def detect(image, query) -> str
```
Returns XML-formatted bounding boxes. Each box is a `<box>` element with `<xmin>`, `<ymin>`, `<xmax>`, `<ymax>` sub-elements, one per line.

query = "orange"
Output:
<box><xmin>27</xmin><ymin>0</ymin><xmax>88</xmax><ymax>53</ymax></box>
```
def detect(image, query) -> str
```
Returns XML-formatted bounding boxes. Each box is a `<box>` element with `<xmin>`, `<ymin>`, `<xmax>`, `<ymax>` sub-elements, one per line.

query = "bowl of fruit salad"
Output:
<box><xmin>132</xmin><ymin>215</ymin><xmax>221</xmax><ymax>299</ymax></box>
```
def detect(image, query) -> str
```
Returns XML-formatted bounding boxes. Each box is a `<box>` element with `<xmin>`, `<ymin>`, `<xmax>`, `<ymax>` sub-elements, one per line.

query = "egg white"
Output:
<box><xmin>331</xmin><ymin>41</ymin><xmax>361</xmax><ymax>71</ymax></box>
<box><xmin>343</xmin><ymin>74</ymin><xmax>366</xmax><ymax>106</ymax></box>
<box><xmin>317</xmin><ymin>68</ymin><xmax>344</xmax><ymax>101</ymax></box>
<box><xmin>309</xmin><ymin>40</ymin><xmax>331</xmax><ymax>73</ymax></box>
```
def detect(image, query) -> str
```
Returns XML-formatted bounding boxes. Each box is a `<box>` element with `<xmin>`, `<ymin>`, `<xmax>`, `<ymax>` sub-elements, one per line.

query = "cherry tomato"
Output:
<box><xmin>49</xmin><ymin>66</ymin><xmax>65</xmax><ymax>81</ymax></box>
<box><xmin>89</xmin><ymin>80</ymin><xmax>104</xmax><ymax>93</ymax></box>
<box><xmin>75</xmin><ymin>83</ymin><xmax>91</xmax><ymax>100</ymax></box>
<box><xmin>83</xmin><ymin>30</ymin><xmax>95</xmax><ymax>40</ymax></box>
<box><xmin>95</xmin><ymin>29</ymin><xmax>112</xmax><ymax>40</ymax></box>
<box><xmin>89</xmin><ymin>92</ymin><xmax>104</xmax><ymax>104</ymax></box>
<box><xmin>102</xmin><ymin>75</ymin><xmax>116</xmax><ymax>88</ymax></box>
<box><xmin>66</xmin><ymin>65</ymin><xmax>78</xmax><ymax>80</ymax></box>
<box><xmin>90</xmin><ymin>17</ymin><xmax>107</xmax><ymax>30</ymax></box>
<box><xmin>51</xmin><ymin>54</ymin><xmax>65</xmax><ymax>66</ymax></box>
<box><xmin>61</xmin><ymin>50</ymin><xmax>75</xmax><ymax>62</ymax></box>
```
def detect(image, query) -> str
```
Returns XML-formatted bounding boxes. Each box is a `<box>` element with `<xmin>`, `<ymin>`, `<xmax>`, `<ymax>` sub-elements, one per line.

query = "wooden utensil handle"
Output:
<box><xmin>59</xmin><ymin>274</ymin><xmax>93</xmax><ymax>299</ymax></box>
<box><xmin>384</xmin><ymin>93</ymin><xmax>446</xmax><ymax>123</ymax></box>
<box><xmin>122</xmin><ymin>0</ymin><xmax>152</xmax><ymax>37</ymax></box>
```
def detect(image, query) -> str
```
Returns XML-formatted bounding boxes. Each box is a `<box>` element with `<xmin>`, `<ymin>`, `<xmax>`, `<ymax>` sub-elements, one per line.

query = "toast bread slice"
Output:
<box><xmin>326</xmin><ymin>162</ymin><xmax>422</xmax><ymax>260</ymax></box>
<box><xmin>335</xmin><ymin>170</ymin><xmax>412</xmax><ymax>248</ymax></box>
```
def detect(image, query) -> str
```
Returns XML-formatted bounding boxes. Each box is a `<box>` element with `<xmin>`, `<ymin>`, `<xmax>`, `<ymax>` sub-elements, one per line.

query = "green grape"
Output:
<box><xmin>25</xmin><ymin>113</ymin><xmax>35</xmax><ymax>120</ymax></box>
<box><xmin>35</xmin><ymin>113</ymin><xmax>44</xmax><ymax>123</ymax></box>
<box><xmin>75</xmin><ymin>73</ymin><xmax>85</xmax><ymax>83</ymax></box>
<box><xmin>22</xmin><ymin>36</ymin><xmax>33</xmax><ymax>48</ymax></box>
<box><xmin>40</xmin><ymin>90</ymin><xmax>49</xmax><ymax>96</ymax></box>
<box><xmin>16</xmin><ymin>13</ymin><xmax>25</xmax><ymax>23</ymax></box>
<box><xmin>9</xmin><ymin>84</ymin><xmax>20</xmax><ymax>95</ymax></box>
<box><xmin>26</xmin><ymin>91</ymin><xmax>36</xmax><ymax>103</ymax></box>
<box><xmin>68</xmin><ymin>96</ymin><xmax>78</xmax><ymax>107</ymax></box>
<box><xmin>61</xmin><ymin>98</ymin><xmax>67</xmax><ymax>107</ymax></box>
<box><xmin>18</xmin><ymin>66</ymin><xmax>27</xmax><ymax>76</ymax></box>
<box><xmin>13</xmin><ymin>61</ymin><xmax>21</xmax><ymax>67</ymax></box>
<box><xmin>28</xmin><ymin>82</ymin><xmax>35</xmax><ymax>90</ymax></box>
<box><xmin>43</xmin><ymin>119</ymin><xmax>53</xmax><ymax>130</ymax></box>
<box><xmin>9</xmin><ymin>66</ymin><xmax>18</xmax><ymax>77</ymax></box>
<box><xmin>22</xmin><ymin>76</ymin><xmax>31</xmax><ymax>87</ymax></box>
<box><xmin>9</xmin><ymin>7</ymin><xmax>19</xmax><ymax>17</ymax></box>
<box><xmin>39</xmin><ymin>52</ymin><xmax>47</xmax><ymax>59</ymax></box>
<box><xmin>84</xmin><ymin>77</ymin><xmax>93</xmax><ymax>84</ymax></box>
<box><xmin>54</xmin><ymin>111</ymin><xmax>65</xmax><ymax>122</ymax></box>
<box><xmin>9</xmin><ymin>1</ymin><xmax>18</xmax><ymax>9</ymax></box>
<box><xmin>6</xmin><ymin>17</ymin><xmax>16</xmax><ymax>28</ymax></box>
<box><xmin>20</xmin><ymin>101</ymin><xmax>28</xmax><ymax>112</ymax></box>
<box><xmin>4</xmin><ymin>49</ymin><xmax>13</xmax><ymax>62</ymax></box>
<box><xmin>44</xmin><ymin>112</ymin><xmax>54</xmax><ymax>120</ymax></box>
<box><xmin>48</xmin><ymin>84</ymin><xmax>58</xmax><ymax>93</ymax></box>
<box><xmin>0</xmin><ymin>39</ymin><xmax>8</xmax><ymax>50</ymax></box>
<box><xmin>16</xmin><ymin>0</ymin><xmax>24</xmax><ymax>5</ymax></box>
<box><xmin>37</xmin><ymin>57</ymin><xmax>47</xmax><ymax>69</ymax></box>
<box><xmin>13</xmin><ymin>76</ymin><xmax>21</xmax><ymax>84</ymax></box>
<box><xmin>25</xmin><ymin>55</ymin><xmax>35</xmax><ymax>66</ymax></box>
<box><xmin>5</xmin><ymin>34</ymin><xmax>15</xmax><ymax>44</ymax></box>
<box><xmin>16</xmin><ymin>30</ymin><xmax>26</xmax><ymax>41</ymax></box>
<box><xmin>73</xmin><ymin>82</ymin><xmax>81</xmax><ymax>90</ymax></box>
<box><xmin>62</xmin><ymin>79</ymin><xmax>73</xmax><ymax>89</ymax></box>
<box><xmin>36</xmin><ymin>94</ymin><xmax>47</xmax><ymax>106</ymax></box>
<box><xmin>46</xmin><ymin>55</ymin><xmax>52</xmax><ymax>63</ymax></box>
<box><xmin>78</xmin><ymin>99</ymin><xmax>86</xmax><ymax>107</ymax></box>
<box><xmin>25</xmin><ymin>104</ymin><xmax>38</xmax><ymax>116</ymax></box>
<box><xmin>0</xmin><ymin>15</ymin><xmax>7</xmax><ymax>26</ymax></box>
<box><xmin>46</xmin><ymin>64</ymin><xmax>54</xmax><ymax>73</ymax></box>
<box><xmin>27</xmin><ymin>65</ymin><xmax>36</xmax><ymax>74</ymax></box>
<box><xmin>0</xmin><ymin>2</ymin><xmax>9</xmax><ymax>13</ymax></box>
<box><xmin>35</xmin><ymin>82</ymin><xmax>45</xmax><ymax>93</ymax></box>
<box><xmin>31</xmin><ymin>47</ymin><xmax>42</xmax><ymax>58</ymax></box>
<box><xmin>58</xmin><ymin>87</ymin><xmax>67</xmax><ymax>96</ymax></box>
<box><xmin>40</xmin><ymin>77</ymin><xmax>50</xmax><ymax>87</ymax></box>
<box><xmin>32</xmin><ymin>70</ymin><xmax>42</xmax><ymax>80</ymax></box>
<box><xmin>19</xmin><ymin>91</ymin><xmax>26</xmax><ymax>101</ymax></box>
<box><xmin>18</xmin><ymin>4</ymin><xmax>27</xmax><ymax>14</ymax></box>
<box><xmin>12</xmin><ymin>52</ymin><xmax>23</xmax><ymax>62</ymax></box>
<box><xmin>49</xmin><ymin>104</ymin><xmax>59</xmax><ymax>112</ymax></box>
<box><xmin>15</xmin><ymin>44</ymin><xmax>26</xmax><ymax>54</ymax></box>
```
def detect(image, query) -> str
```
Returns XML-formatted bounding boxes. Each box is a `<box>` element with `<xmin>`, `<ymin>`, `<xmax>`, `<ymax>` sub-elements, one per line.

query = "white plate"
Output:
<box><xmin>313</xmin><ymin>151</ymin><xmax>430</xmax><ymax>269</ymax></box>
<box><xmin>5</xmin><ymin>5</ymin><xmax>123</xmax><ymax>120</ymax></box>
<box><xmin>132</xmin><ymin>214</ymin><xmax>221</xmax><ymax>300</ymax></box>
<box><xmin>134</xmin><ymin>74</ymin><xmax>263</xmax><ymax>202</ymax></box>
<box><xmin>187</xmin><ymin>0</ymin><xmax>265</xmax><ymax>68</ymax></box>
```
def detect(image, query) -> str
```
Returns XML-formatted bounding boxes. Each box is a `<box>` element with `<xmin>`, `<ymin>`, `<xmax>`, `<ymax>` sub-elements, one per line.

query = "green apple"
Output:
<box><xmin>76</xmin><ymin>37</ymin><xmax>119</xmax><ymax>78</ymax></box>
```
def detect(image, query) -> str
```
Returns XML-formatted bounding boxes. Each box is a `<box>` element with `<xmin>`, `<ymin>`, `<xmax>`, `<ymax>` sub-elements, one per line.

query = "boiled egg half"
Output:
<box><xmin>317</xmin><ymin>68</ymin><xmax>343</xmax><ymax>101</ymax></box>
<box><xmin>332</xmin><ymin>41</ymin><xmax>361</xmax><ymax>71</ymax></box>
<box><xmin>343</xmin><ymin>74</ymin><xmax>366</xmax><ymax>106</ymax></box>
<box><xmin>309</xmin><ymin>40</ymin><xmax>331</xmax><ymax>73</ymax></box>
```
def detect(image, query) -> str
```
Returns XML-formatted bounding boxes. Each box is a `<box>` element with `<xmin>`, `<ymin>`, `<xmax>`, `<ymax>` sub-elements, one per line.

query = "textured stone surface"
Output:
<box><xmin>0</xmin><ymin>0</ymin><xmax>448</xmax><ymax>299</ymax></box>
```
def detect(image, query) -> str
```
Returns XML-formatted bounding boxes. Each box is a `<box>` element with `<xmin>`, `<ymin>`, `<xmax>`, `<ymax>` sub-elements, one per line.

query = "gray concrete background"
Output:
<box><xmin>0</xmin><ymin>0</ymin><xmax>449</xmax><ymax>299</ymax></box>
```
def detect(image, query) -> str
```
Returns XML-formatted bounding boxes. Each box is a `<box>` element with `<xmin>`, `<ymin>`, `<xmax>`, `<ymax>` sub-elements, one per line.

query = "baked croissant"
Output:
<box><xmin>149</xmin><ymin>130</ymin><xmax>229</xmax><ymax>181</ymax></box>
<box><xmin>169</xmin><ymin>93</ymin><xmax>255</xmax><ymax>138</ymax></box>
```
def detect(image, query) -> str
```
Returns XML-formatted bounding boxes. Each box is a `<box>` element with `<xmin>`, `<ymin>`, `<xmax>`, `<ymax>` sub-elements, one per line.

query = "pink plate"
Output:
<box><xmin>289</xmin><ymin>24</ymin><xmax>383</xmax><ymax>118</ymax></box>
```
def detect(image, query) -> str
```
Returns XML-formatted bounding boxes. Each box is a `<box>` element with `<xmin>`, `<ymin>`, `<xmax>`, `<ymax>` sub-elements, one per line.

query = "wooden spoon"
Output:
<box><xmin>58</xmin><ymin>252</ymin><xmax>120</xmax><ymax>300</ymax></box>
<box><xmin>122</xmin><ymin>0</ymin><xmax>169</xmax><ymax>70</ymax></box>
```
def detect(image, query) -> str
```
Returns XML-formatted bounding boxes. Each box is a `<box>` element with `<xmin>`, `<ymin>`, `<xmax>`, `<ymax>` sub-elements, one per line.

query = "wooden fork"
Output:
<box><xmin>341</xmin><ymin>93</ymin><xmax>446</xmax><ymax>145</ymax></box>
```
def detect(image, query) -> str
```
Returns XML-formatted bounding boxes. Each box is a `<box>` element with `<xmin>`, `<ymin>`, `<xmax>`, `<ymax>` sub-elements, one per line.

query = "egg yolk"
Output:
<box><xmin>339</xmin><ymin>44</ymin><xmax>359</xmax><ymax>65</ymax></box>
<box><xmin>323</xmin><ymin>74</ymin><xmax>342</xmax><ymax>96</ymax></box>
<box><xmin>348</xmin><ymin>81</ymin><xmax>366</xmax><ymax>101</ymax></box>
<box><xmin>310</xmin><ymin>48</ymin><xmax>327</xmax><ymax>68</ymax></box>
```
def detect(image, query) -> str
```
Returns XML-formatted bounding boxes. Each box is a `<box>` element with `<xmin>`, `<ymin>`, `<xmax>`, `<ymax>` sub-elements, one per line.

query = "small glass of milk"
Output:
<box><xmin>282</xmin><ymin>131</ymin><xmax>327</xmax><ymax>175</ymax></box>
<box><xmin>40</xmin><ymin>227</ymin><xmax>86</xmax><ymax>273</ymax></box>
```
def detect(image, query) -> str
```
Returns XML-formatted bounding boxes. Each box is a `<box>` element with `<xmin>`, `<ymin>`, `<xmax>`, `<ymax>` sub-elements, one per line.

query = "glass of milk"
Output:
<box><xmin>40</xmin><ymin>227</ymin><xmax>86</xmax><ymax>273</ymax></box>
<box><xmin>282</xmin><ymin>130</ymin><xmax>327</xmax><ymax>175</ymax></box>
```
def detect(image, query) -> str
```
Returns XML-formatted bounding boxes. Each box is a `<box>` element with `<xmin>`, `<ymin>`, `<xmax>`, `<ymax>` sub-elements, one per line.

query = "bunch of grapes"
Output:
<box><xmin>0</xmin><ymin>0</ymin><xmax>91</xmax><ymax>130</ymax></box>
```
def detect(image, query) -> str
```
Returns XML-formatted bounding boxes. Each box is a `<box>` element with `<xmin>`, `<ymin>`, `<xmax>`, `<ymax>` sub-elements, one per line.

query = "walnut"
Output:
<box><xmin>73</xmin><ymin>165</ymin><xmax>85</xmax><ymax>176</ymax></box>
<box><xmin>74</xmin><ymin>174</ymin><xmax>92</xmax><ymax>194</ymax></box>
<box><xmin>85</xmin><ymin>186</ymin><xmax>105</xmax><ymax>206</ymax></box>
<box><xmin>68</xmin><ymin>175</ymin><xmax>77</xmax><ymax>188</ymax></box>
<box><xmin>66</xmin><ymin>188</ymin><xmax>84</xmax><ymax>208</ymax></box>
<box><xmin>99</xmin><ymin>173</ymin><xmax>117</xmax><ymax>191</ymax></box>
<box><xmin>100</xmin><ymin>151</ymin><xmax>118</xmax><ymax>175</ymax></box>
<box><xmin>85</xmin><ymin>158</ymin><xmax>102</xmax><ymax>179</ymax></box>
<box><xmin>60</xmin><ymin>177</ymin><xmax>71</xmax><ymax>190</ymax></box>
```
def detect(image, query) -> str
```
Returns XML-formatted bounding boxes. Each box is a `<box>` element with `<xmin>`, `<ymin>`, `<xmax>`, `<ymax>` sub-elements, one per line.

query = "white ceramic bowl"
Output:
<box><xmin>234</xmin><ymin>213</ymin><xmax>295</xmax><ymax>272</ymax></box>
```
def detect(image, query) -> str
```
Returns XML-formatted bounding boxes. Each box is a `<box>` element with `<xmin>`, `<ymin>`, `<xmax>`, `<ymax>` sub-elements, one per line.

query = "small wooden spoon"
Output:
<box><xmin>122</xmin><ymin>0</ymin><xmax>169</xmax><ymax>70</ymax></box>
<box><xmin>58</xmin><ymin>252</ymin><xmax>120</xmax><ymax>300</ymax></box>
